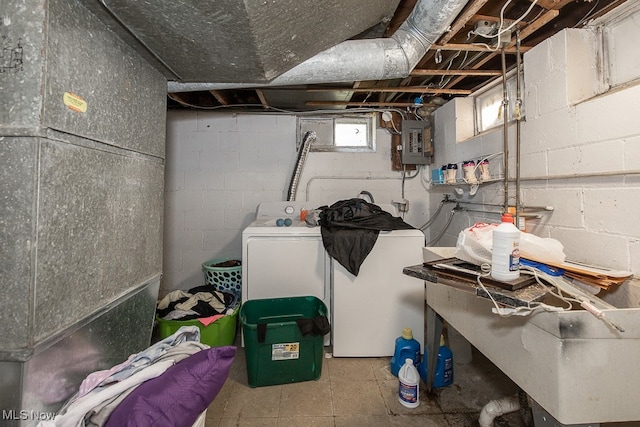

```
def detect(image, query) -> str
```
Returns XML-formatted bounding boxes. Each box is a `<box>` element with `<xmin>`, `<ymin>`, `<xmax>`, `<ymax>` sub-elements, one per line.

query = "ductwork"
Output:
<box><xmin>168</xmin><ymin>0</ymin><xmax>469</xmax><ymax>93</ymax></box>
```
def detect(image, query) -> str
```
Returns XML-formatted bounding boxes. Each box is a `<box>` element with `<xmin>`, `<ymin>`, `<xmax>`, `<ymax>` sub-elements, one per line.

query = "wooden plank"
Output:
<box><xmin>411</xmin><ymin>69</ymin><xmax>502</xmax><ymax>76</ymax></box>
<box><xmin>391</xmin><ymin>133</ymin><xmax>416</xmax><ymax>171</ymax></box>
<box><xmin>209</xmin><ymin>90</ymin><xmax>229</xmax><ymax>105</ymax></box>
<box><xmin>306</xmin><ymin>101</ymin><xmax>417</xmax><ymax>107</ymax></box>
<box><xmin>306</xmin><ymin>86</ymin><xmax>472</xmax><ymax>95</ymax></box>
<box><xmin>511</xmin><ymin>9</ymin><xmax>560</xmax><ymax>43</ymax></box>
<box><xmin>444</xmin><ymin>52</ymin><xmax>499</xmax><ymax>89</ymax></box>
<box><xmin>439</xmin><ymin>0</ymin><xmax>491</xmax><ymax>45</ymax></box>
<box><xmin>532</xmin><ymin>0</ymin><xmax>574</xmax><ymax>10</ymax></box>
<box><xmin>437</xmin><ymin>43</ymin><xmax>532</xmax><ymax>53</ymax></box>
<box><xmin>255</xmin><ymin>89</ymin><xmax>269</xmax><ymax>107</ymax></box>
<box><xmin>385</xmin><ymin>0</ymin><xmax>417</xmax><ymax>36</ymax></box>
<box><xmin>473</xmin><ymin>14</ymin><xmax>529</xmax><ymax>27</ymax></box>
<box><xmin>168</xmin><ymin>93</ymin><xmax>193</xmax><ymax>108</ymax></box>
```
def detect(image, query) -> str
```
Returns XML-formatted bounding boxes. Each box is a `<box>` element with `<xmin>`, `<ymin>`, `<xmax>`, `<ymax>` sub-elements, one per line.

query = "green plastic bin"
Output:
<box><xmin>240</xmin><ymin>296</ymin><xmax>327</xmax><ymax>387</ymax></box>
<box><xmin>156</xmin><ymin>306</ymin><xmax>238</xmax><ymax>347</ymax></box>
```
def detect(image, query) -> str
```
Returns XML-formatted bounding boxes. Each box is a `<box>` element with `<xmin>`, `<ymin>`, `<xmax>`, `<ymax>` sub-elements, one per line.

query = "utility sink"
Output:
<box><xmin>417</xmin><ymin>246</ymin><xmax>640</xmax><ymax>424</ymax></box>
<box><xmin>422</xmin><ymin>246</ymin><xmax>457</xmax><ymax>263</ymax></box>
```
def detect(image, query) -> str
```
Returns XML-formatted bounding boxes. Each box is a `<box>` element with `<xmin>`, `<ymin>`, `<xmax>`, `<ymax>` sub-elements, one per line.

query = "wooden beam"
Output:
<box><xmin>437</xmin><ymin>43</ymin><xmax>532</xmax><ymax>53</ymax></box>
<box><xmin>385</xmin><ymin>0</ymin><xmax>417</xmax><ymax>36</ymax></box>
<box><xmin>511</xmin><ymin>9</ymin><xmax>559</xmax><ymax>43</ymax></box>
<box><xmin>439</xmin><ymin>0</ymin><xmax>491</xmax><ymax>45</ymax></box>
<box><xmin>411</xmin><ymin>69</ymin><xmax>502</xmax><ymax>76</ymax></box>
<box><xmin>307</xmin><ymin>86</ymin><xmax>472</xmax><ymax>95</ymax></box>
<box><xmin>532</xmin><ymin>0</ymin><xmax>574</xmax><ymax>10</ymax></box>
<box><xmin>255</xmin><ymin>89</ymin><xmax>269</xmax><ymax>107</ymax></box>
<box><xmin>306</xmin><ymin>101</ymin><xmax>417</xmax><ymax>107</ymax></box>
<box><xmin>473</xmin><ymin>14</ymin><xmax>529</xmax><ymax>27</ymax></box>
<box><xmin>442</xmin><ymin>8</ymin><xmax>559</xmax><ymax>90</ymax></box>
<box><xmin>209</xmin><ymin>90</ymin><xmax>229</xmax><ymax>105</ymax></box>
<box><xmin>587</xmin><ymin>0</ymin><xmax>628</xmax><ymax>22</ymax></box>
<box><xmin>168</xmin><ymin>93</ymin><xmax>193</xmax><ymax>108</ymax></box>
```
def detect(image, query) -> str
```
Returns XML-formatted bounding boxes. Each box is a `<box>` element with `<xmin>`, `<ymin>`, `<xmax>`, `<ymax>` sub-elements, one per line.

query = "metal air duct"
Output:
<box><xmin>168</xmin><ymin>0</ymin><xmax>469</xmax><ymax>93</ymax></box>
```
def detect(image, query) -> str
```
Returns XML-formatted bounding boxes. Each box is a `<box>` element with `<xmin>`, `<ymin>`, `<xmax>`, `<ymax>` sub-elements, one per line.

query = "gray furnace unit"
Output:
<box><xmin>0</xmin><ymin>0</ymin><xmax>166</xmax><ymax>424</ymax></box>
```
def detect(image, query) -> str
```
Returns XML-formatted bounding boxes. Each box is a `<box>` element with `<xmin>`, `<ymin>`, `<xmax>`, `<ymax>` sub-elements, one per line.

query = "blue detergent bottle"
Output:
<box><xmin>419</xmin><ymin>335</ymin><xmax>454</xmax><ymax>387</ymax></box>
<box><xmin>433</xmin><ymin>335</ymin><xmax>454</xmax><ymax>388</ymax></box>
<box><xmin>391</xmin><ymin>328</ymin><xmax>420</xmax><ymax>377</ymax></box>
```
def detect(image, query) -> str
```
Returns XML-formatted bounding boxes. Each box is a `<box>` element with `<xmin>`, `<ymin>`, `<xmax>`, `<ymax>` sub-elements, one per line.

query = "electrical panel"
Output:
<box><xmin>401</xmin><ymin>120</ymin><xmax>432</xmax><ymax>165</ymax></box>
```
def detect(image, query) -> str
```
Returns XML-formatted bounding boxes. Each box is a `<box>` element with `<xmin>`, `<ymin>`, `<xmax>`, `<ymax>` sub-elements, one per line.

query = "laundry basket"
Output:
<box><xmin>202</xmin><ymin>258</ymin><xmax>242</xmax><ymax>301</ymax></box>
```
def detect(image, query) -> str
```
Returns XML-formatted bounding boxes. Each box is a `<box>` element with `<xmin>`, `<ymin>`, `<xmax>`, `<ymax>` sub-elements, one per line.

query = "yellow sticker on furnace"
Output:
<box><xmin>272</xmin><ymin>342</ymin><xmax>300</xmax><ymax>361</ymax></box>
<box><xmin>63</xmin><ymin>92</ymin><xmax>87</xmax><ymax>113</ymax></box>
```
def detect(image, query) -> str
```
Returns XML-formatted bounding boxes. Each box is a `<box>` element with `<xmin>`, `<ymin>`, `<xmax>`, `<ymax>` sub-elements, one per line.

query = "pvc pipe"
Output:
<box><xmin>478</xmin><ymin>395</ymin><xmax>521</xmax><ymax>427</ymax></box>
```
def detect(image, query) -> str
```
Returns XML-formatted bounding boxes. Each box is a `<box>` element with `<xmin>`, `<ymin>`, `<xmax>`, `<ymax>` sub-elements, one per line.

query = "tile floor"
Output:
<box><xmin>203</xmin><ymin>340</ymin><xmax>528</xmax><ymax>427</ymax></box>
<box><xmin>202</xmin><ymin>335</ymin><xmax>640</xmax><ymax>427</ymax></box>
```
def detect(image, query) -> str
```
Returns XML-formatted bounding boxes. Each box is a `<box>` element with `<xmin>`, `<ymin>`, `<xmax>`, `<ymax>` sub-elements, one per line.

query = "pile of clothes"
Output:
<box><xmin>38</xmin><ymin>326</ymin><xmax>235</xmax><ymax>427</ymax></box>
<box><xmin>157</xmin><ymin>285</ymin><xmax>238</xmax><ymax>325</ymax></box>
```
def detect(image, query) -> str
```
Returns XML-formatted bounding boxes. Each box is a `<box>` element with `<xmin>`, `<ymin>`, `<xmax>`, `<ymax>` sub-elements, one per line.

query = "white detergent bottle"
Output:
<box><xmin>491</xmin><ymin>213</ymin><xmax>521</xmax><ymax>281</ymax></box>
<box><xmin>398</xmin><ymin>358</ymin><xmax>420</xmax><ymax>408</ymax></box>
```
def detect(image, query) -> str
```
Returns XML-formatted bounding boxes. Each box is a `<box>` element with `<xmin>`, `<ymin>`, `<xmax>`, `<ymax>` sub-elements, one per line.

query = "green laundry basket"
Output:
<box><xmin>240</xmin><ymin>296</ymin><xmax>328</xmax><ymax>387</ymax></box>
<box><xmin>156</xmin><ymin>306</ymin><xmax>239</xmax><ymax>347</ymax></box>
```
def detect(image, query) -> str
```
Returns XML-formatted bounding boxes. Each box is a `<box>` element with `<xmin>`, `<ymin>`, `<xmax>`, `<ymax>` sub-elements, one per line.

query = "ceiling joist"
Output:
<box><xmin>436</xmin><ymin>43</ymin><xmax>532</xmax><ymax>53</ymax></box>
<box><xmin>167</xmin><ymin>0</ymin><xmax>630</xmax><ymax>112</ymax></box>
<box><xmin>411</xmin><ymin>69</ymin><xmax>502</xmax><ymax>76</ymax></box>
<box><xmin>307</xmin><ymin>86</ymin><xmax>472</xmax><ymax>95</ymax></box>
<box><xmin>306</xmin><ymin>101</ymin><xmax>417</xmax><ymax>107</ymax></box>
<box><xmin>255</xmin><ymin>89</ymin><xmax>269</xmax><ymax>107</ymax></box>
<box><xmin>439</xmin><ymin>0</ymin><xmax>491</xmax><ymax>45</ymax></box>
<box><xmin>209</xmin><ymin>90</ymin><xmax>230</xmax><ymax>105</ymax></box>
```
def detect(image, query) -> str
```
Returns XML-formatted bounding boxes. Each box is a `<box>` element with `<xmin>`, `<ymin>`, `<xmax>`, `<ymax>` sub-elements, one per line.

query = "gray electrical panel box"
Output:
<box><xmin>401</xmin><ymin>120</ymin><xmax>432</xmax><ymax>164</ymax></box>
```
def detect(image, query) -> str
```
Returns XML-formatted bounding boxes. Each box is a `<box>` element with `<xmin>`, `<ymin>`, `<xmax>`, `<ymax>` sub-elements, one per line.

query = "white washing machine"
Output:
<box><xmin>331</xmin><ymin>228</ymin><xmax>425</xmax><ymax>357</ymax></box>
<box><xmin>242</xmin><ymin>201</ymin><xmax>425</xmax><ymax>355</ymax></box>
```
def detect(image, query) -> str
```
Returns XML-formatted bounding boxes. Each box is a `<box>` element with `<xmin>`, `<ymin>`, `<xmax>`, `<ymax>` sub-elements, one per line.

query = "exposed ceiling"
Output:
<box><xmin>159</xmin><ymin>0</ymin><xmax>627</xmax><ymax>113</ymax></box>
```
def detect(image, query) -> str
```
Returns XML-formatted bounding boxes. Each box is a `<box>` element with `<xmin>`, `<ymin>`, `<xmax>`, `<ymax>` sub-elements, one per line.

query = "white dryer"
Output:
<box><xmin>241</xmin><ymin>201</ymin><xmax>330</xmax><ymax>317</ymax></box>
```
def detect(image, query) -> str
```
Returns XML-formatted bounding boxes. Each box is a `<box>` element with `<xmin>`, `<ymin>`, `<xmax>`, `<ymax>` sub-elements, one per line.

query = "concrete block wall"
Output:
<box><xmin>429</xmin><ymin>26</ymin><xmax>640</xmax><ymax>306</ymax></box>
<box><xmin>163</xmin><ymin>111</ymin><xmax>428</xmax><ymax>294</ymax></box>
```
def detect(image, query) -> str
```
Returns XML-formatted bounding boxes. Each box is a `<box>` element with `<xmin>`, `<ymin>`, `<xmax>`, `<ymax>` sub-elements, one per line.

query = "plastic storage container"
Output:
<box><xmin>202</xmin><ymin>258</ymin><xmax>242</xmax><ymax>300</ymax></box>
<box><xmin>398</xmin><ymin>358</ymin><xmax>420</xmax><ymax>408</ymax></box>
<box><xmin>491</xmin><ymin>214</ymin><xmax>521</xmax><ymax>281</ymax></box>
<box><xmin>240</xmin><ymin>296</ymin><xmax>328</xmax><ymax>387</ymax></box>
<box><xmin>390</xmin><ymin>327</ymin><xmax>421</xmax><ymax>376</ymax></box>
<box><xmin>156</xmin><ymin>307</ymin><xmax>238</xmax><ymax>347</ymax></box>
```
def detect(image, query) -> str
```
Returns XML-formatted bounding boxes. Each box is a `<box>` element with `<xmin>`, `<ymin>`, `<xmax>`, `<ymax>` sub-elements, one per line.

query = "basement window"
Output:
<box><xmin>600</xmin><ymin>2</ymin><xmax>640</xmax><ymax>89</ymax></box>
<box><xmin>474</xmin><ymin>71</ymin><xmax>522</xmax><ymax>134</ymax></box>
<box><xmin>297</xmin><ymin>114</ymin><xmax>375</xmax><ymax>152</ymax></box>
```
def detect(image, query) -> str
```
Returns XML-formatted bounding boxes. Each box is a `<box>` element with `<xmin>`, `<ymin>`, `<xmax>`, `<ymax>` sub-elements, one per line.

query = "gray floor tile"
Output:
<box><xmin>326</xmin><ymin>356</ymin><xmax>377</xmax><ymax>381</ymax></box>
<box><xmin>206</xmin><ymin>344</ymin><xmax>539</xmax><ymax>427</ymax></box>
<box><xmin>276</xmin><ymin>416</ymin><xmax>336</xmax><ymax>426</ymax></box>
<box><xmin>331</xmin><ymin>379</ymin><xmax>387</xmax><ymax>416</ymax></box>
<box><xmin>222</xmin><ymin>383</ymin><xmax>282</xmax><ymax>418</ymax></box>
<box><xmin>334</xmin><ymin>414</ymin><xmax>396</xmax><ymax>427</ymax></box>
<box><xmin>217</xmin><ymin>417</ymin><xmax>278</xmax><ymax>427</ymax></box>
<box><xmin>278</xmin><ymin>379</ymin><xmax>334</xmax><ymax>417</ymax></box>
